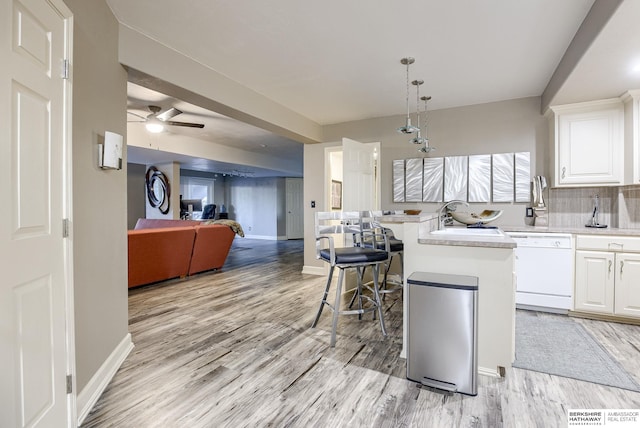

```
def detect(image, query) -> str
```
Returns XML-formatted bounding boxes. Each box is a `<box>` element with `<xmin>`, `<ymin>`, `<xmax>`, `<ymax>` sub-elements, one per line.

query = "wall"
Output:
<box><xmin>127</xmin><ymin>163</ymin><xmax>146</xmax><ymax>229</ymax></box>
<box><xmin>304</xmin><ymin>97</ymin><xmax>547</xmax><ymax>270</ymax></box>
<box><xmin>64</xmin><ymin>0</ymin><xmax>129</xmax><ymax>394</ymax></box>
<box><xmin>227</xmin><ymin>177</ymin><xmax>287</xmax><ymax>239</ymax></box>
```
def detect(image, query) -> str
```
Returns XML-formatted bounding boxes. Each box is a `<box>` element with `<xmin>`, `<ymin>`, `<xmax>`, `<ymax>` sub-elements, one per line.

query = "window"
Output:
<box><xmin>180</xmin><ymin>176</ymin><xmax>215</xmax><ymax>219</ymax></box>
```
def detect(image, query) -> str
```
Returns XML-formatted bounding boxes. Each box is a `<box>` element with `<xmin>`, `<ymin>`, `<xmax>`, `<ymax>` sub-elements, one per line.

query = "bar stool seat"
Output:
<box><xmin>319</xmin><ymin>247</ymin><xmax>389</xmax><ymax>265</ymax></box>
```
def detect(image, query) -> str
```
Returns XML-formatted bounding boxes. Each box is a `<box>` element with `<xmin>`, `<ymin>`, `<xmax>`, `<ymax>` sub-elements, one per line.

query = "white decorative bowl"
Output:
<box><xmin>450</xmin><ymin>210</ymin><xmax>503</xmax><ymax>225</ymax></box>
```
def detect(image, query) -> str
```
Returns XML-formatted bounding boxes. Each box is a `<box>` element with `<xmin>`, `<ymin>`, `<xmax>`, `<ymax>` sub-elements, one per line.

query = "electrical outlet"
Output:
<box><xmin>311</xmin><ymin>200</ymin><xmax>316</xmax><ymax>208</ymax></box>
<box><xmin>525</xmin><ymin>207</ymin><xmax>534</xmax><ymax>217</ymax></box>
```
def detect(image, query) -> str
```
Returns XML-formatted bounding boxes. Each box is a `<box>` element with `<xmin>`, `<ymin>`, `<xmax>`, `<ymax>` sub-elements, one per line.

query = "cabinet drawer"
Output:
<box><xmin>576</xmin><ymin>235</ymin><xmax>640</xmax><ymax>252</ymax></box>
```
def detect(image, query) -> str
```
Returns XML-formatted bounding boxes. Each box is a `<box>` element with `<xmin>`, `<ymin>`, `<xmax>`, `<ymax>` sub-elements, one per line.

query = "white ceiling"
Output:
<box><xmin>109</xmin><ymin>0</ymin><xmax>640</xmax><ymax>175</ymax></box>
<box><xmin>126</xmin><ymin>82</ymin><xmax>303</xmax><ymax>175</ymax></box>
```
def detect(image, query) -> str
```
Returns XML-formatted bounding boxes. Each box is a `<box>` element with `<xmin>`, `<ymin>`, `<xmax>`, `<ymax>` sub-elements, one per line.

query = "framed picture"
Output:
<box><xmin>331</xmin><ymin>180</ymin><xmax>342</xmax><ymax>209</ymax></box>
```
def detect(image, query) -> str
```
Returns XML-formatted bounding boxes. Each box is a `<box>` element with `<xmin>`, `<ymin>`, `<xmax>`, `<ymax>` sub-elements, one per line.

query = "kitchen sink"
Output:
<box><xmin>430</xmin><ymin>227</ymin><xmax>504</xmax><ymax>237</ymax></box>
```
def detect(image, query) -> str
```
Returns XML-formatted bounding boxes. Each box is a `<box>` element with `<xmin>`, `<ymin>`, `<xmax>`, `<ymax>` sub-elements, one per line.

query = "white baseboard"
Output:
<box><xmin>244</xmin><ymin>234</ymin><xmax>278</xmax><ymax>240</ymax></box>
<box><xmin>478</xmin><ymin>366</ymin><xmax>501</xmax><ymax>378</ymax></box>
<box><xmin>77</xmin><ymin>333</ymin><xmax>134</xmax><ymax>426</ymax></box>
<box><xmin>302</xmin><ymin>265</ymin><xmax>325</xmax><ymax>276</ymax></box>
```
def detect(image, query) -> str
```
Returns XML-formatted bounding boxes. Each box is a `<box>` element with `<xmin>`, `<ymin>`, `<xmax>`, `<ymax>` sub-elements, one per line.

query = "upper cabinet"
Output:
<box><xmin>549</xmin><ymin>99</ymin><xmax>624</xmax><ymax>187</ymax></box>
<box><xmin>622</xmin><ymin>90</ymin><xmax>640</xmax><ymax>185</ymax></box>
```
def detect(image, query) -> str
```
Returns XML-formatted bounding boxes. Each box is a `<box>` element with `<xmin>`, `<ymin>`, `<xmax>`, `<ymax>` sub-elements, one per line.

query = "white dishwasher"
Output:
<box><xmin>507</xmin><ymin>232</ymin><xmax>573</xmax><ymax>313</ymax></box>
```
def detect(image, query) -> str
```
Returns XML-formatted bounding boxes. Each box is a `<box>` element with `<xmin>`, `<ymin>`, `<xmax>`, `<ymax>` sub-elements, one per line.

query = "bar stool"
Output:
<box><xmin>311</xmin><ymin>211</ymin><xmax>389</xmax><ymax>347</ymax></box>
<box><xmin>350</xmin><ymin>212</ymin><xmax>404</xmax><ymax>307</ymax></box>
<box><xmin>377</xmin><ymin>227</ymin><xmax>404</xmax><ymax>297</ymax></box>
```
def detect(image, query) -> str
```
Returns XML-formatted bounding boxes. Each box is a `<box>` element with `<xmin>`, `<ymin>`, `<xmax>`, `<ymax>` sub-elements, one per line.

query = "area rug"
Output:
<box><xmin>513</xmin><ymin>310</ymin><xmax>640</xmax><ymax>392</ymax></box>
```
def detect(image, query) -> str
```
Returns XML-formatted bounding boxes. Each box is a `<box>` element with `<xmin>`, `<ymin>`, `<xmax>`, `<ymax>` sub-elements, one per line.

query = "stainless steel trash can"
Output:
<box><xmin>406</xmin><ymin>272</ymin><xmax>478</xmax><ymax>396</ymax></box>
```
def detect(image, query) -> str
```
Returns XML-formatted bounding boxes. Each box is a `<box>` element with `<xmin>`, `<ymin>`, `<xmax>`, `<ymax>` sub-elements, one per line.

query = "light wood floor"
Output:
<box><xmin>82</xmin><ymin>239</ymin><xmax>640</xmax><ymax>428</ymax></box>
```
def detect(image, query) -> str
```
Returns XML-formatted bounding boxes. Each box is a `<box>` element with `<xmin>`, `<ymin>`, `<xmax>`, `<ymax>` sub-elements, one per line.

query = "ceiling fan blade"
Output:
<box><xmin>156</xmin><ymin>107</ymin><xmax>182</xmax><ymax>121</ymax></box>
<box><xmin>127</xmin><ymin>111</ymin><xmax>147</xmax><ymax>120</ymax></box>
<box><xmin>165</xmin><ymin>120</ymin><xmax>205</xmax><ymax>128</ymax></box>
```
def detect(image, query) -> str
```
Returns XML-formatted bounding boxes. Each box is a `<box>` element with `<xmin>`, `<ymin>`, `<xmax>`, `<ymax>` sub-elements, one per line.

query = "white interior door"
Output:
<box><xmin>0</xmin><ymin>0</ymin><xmax>73</xmax><ymax>427</ymax></box>
<box><xmin>342</xmin><ymin>138</ymin><xmax>380</xmax><ymax>211</ymax></box>
<box><xmin>285</xmin><ymin>178</ymin><xmax>303</xmax><ymax>239</ymax></box>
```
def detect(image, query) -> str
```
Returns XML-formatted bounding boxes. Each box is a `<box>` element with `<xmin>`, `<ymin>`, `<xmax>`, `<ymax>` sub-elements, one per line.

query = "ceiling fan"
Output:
<box><xmin>128</xmin><ymin>105</ymin><xmax>204</xmax><ymax>133</ymax></box>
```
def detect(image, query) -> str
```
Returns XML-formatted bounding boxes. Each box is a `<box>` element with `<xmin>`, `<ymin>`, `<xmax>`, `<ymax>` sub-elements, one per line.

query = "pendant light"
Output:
<box><xmin>418</xmin><ymin>95</ymin><xmax>435</xmax><ymax>153</ymax></box>
<box><xmin>410</xmin><ymin>79</ymin><xmax>425</xmax><ymax>145</ymax></box>
<box><xmin>397</xmin><ymin>57</ymin><xmax>419</xmax><ymax>134</ymax></box>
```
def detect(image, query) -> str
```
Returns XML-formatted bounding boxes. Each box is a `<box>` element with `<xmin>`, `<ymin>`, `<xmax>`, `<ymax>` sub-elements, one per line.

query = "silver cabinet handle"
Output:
<box><xmin>620</xmin><ymin>260</ymin><xmax>624</xmax><ymax>277</ymax></box>
<box><xmin>608</xmin><ymin>260</ymin><xmax>612</xmax><ymax>277</ymax></box>
<box><xmin>608</xmin><ymin>242</ymin><xmax>624</xmax><ymax>251</ymax></box>
<box><xmin>562</xmin><ymin>167</ymin><xmax>566</xmax><ymax>179</ymax></box>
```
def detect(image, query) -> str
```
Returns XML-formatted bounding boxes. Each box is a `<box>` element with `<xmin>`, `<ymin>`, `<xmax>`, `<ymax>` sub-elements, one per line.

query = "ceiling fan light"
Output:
<box><xmin>145</xmin><ymin>122</ymin><xmax>164</xmax><ymax>133</ymax></box>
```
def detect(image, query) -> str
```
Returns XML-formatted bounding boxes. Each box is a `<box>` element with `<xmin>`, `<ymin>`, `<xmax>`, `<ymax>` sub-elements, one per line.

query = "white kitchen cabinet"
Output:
<box><xmin>574</xmin><ymin>250</ymin><xmax>615</xmax><ymax>314</ymax></box>
<box><xmin>549</xmin><ymin>99</ymin><xmax>624</xmax><ymax>187</ymax></box>
<box><xmin>614</xmin><ymin>253</ymin><xmax>640</xmax><ymax>317</ymax></box>
<box><xmin>574</xmin><ymin>235</ymin><xmax>640</xmax><ymax>319</ymax></box>
<box><xmin>622</xmin><ymin>90</ymin><xmax>640</xmax><ymax>185</ymax></box>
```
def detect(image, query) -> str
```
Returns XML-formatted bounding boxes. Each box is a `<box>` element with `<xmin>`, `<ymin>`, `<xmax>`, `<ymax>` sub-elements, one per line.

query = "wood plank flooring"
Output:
<box><xmin>82</xmin><ymin>239</ymin><xmax>640</xmax><ymax>428</ymax></box>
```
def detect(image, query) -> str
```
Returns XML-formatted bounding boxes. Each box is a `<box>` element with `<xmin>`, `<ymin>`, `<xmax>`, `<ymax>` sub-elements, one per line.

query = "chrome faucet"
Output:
<box><xmin>438</xmin><ymin>200</ymin><xmax>469</xmax><ymax>229</ymax></box>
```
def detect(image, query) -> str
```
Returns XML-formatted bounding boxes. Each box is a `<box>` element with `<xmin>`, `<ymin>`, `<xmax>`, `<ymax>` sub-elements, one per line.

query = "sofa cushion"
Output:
<box><xmin>128</xmin><ymin>226</ymin><xmax>196</xmax><ymax>288</ymax></box>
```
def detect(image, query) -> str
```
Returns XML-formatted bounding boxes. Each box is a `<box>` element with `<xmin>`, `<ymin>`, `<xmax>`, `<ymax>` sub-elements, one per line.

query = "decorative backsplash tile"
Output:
<box><xmin>548</xmin><ymin>186</ymin><xmax>640</xmax><ymax>229</ymax></box>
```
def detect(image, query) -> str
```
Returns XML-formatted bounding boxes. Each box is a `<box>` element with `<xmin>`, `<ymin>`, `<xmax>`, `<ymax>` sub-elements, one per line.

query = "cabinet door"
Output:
<box><xmin>614</xmin><ymin>253</ymin><xmax>640</xmax><ymax>318</ymax></box>
<box><xmin>574</xmin><ymin>250</ymin><xmax>615</xmax><ymax>314</ymax></box>
<box><xmin>555</xmin><ymin>103</ymin><xmax>623</xmax><ymax>186</ymax></box>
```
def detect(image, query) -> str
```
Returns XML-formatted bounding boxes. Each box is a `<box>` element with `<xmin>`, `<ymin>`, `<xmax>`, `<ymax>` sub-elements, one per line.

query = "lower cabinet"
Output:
<box><xmin>575</xmin><ymin>244</ymin><xmax>640</xmax><ymax>319</ymax></box>
<box><xmin>614</xmin><ymin>253</ymin><xmax>640</xmax><ymax>317</ymax></box>
<box><xmin>574</xmin><ymin>250</ymin><xmax>614</xmax><ymax>314</ymax></box>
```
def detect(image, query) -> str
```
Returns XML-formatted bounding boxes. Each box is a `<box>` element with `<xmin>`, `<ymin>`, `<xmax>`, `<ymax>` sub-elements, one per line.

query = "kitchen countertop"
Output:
<box><xmin>377</xmin><ymin>213</ymin><xmax>438</xmax><ymax>223</ymax></box>
<box><xmin>500</xmin><ymin>225</ymin><xmax>640</xmax><ymax>237</ymax></box>
<box><xmin>418</xmin><ymin>228</ymin><xmax>517</xmax><ymax>249</ymax></box>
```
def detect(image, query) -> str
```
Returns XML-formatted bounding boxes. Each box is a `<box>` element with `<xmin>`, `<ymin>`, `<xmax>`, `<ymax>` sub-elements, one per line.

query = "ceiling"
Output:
<box><xmin>126</xmin><ymin>82</ymin><xmax>304</xmax><ymax>176</ymax></box>
<box><xmin>109</xmin><ymin>0</ymin><xmax>640</xmax><ymax>176</ymax></box>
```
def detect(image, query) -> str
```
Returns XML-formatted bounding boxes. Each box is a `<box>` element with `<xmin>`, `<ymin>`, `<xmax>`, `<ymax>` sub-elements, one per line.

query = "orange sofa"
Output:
<box><xmin>128</xmin><ymin>218</ymin><xmax>236</xmax><ymax>288</ymax></box>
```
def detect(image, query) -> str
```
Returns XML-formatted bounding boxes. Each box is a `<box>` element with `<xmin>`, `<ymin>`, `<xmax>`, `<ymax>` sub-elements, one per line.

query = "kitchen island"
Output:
<box><xmin>379</xmin><ymin>214</ymin><xmax>516</xmax><ymax>378</ymax></box>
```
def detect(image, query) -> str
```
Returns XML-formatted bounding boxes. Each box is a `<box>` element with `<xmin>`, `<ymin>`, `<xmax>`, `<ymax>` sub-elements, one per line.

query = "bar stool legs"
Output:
<box><xmin>312</xmin><ymin>263</ymin><xmax>387</xmax><ymax>347</ymax></box>
<box><xmin>380</xmin><ymin>251</ymin><xmax>404</xmax><ymax>298</ymax></box>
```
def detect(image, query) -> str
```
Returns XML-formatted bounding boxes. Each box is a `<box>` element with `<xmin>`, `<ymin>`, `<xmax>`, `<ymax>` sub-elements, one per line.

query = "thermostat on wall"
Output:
<box><xmin>99</xmin><ymin>131</ymin><xmax>123</xmax><ymax>170</ymax></box>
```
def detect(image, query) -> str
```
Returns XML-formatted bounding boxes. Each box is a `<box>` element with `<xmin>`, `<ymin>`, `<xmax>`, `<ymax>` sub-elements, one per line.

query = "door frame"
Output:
<box><xmin>324</xmin><ymin>146</ymin><xmax>343</xmax><ymax>211</ymax></box>
<box><xmin>53</xmin><ymin>0</ymin><xmax>77</xmax><ymax>425</ymax></box>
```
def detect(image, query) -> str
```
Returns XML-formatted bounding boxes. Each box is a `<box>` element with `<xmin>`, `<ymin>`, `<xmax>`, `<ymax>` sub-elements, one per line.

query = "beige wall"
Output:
<box><xmin>127</xmin><ymin>163</ymin><xmax>146</xmax><ymax>229</ymax></box>
<box><xmin>65</xmin><ymin>0</ymin><xmax>129</xmax><ymax>392</ymax></box>
<box><xmin>304</xmin><ymin>97</ymin><xmax>548</xmax><ymax>269</ymax></box>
